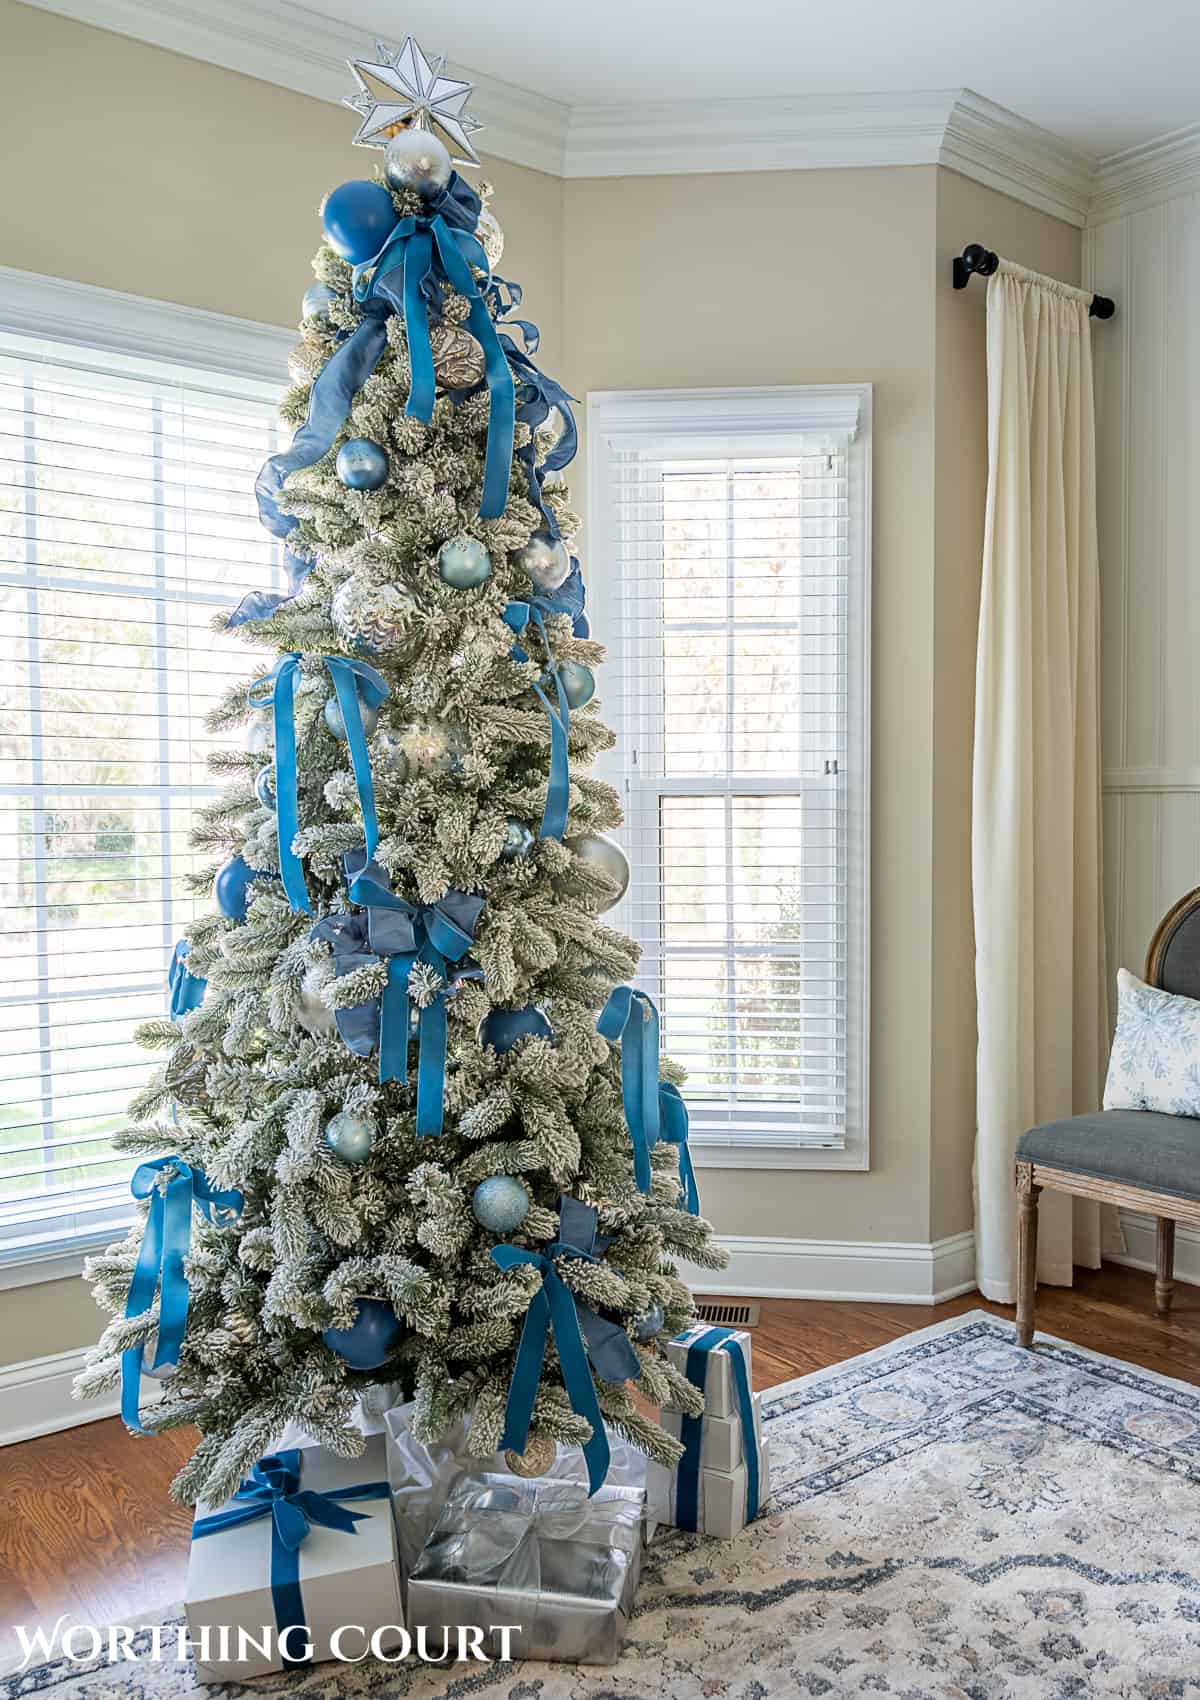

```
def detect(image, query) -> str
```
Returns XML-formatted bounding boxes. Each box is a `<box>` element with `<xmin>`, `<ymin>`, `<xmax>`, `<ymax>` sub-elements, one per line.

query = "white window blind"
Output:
<box><xmin>589</xmin><ymin>388</ymin><xmax>870</xmax><ymax>1167</ymax></box>
<box><xmin>0</xmin><ymin>321</ymin><xmax>284</xmax><ymax>1267</ymax></box>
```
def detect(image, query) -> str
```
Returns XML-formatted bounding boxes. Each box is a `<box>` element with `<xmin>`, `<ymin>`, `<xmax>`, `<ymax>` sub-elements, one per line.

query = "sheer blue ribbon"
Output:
<box><xmin>120</xmin><ymin>1157</ymin><xmax>243</xmax><ymax>1434</ymax></box>
<box><xmin>659</xmin><ymin>1082</ymin><xmax>700</xmax><ymax>1215</ymax></box>
<box><xmin>596</xmin><ymin>987</ymin><xmax>664</xmax><ymax>1196</ymax></box>
<box><xmin>675</xmin><ymin>1327</ymin><xmax>760</xmax><ymax>1533</ymax></box>
<box><xmin>503</xmin><ymin>599</ymin><xmax>573</xmax><ymax>839</ymax></box>
<box><xmin>490</xmin><ymin>1196</ymin><xmax>640</xmax><ymax>1496</ymax></box>
<box><xmin>247</xmin><ymin>655</ymin><xmax>389</xmax><ymax>915</ymax></box>
<box><xmin>310</xmin><ymin>850</ymin><xmax>483</xmax><ymax>1136</ymax></box>
<box><xmin>167</xmin><ymin>940</ymin><xmax>206</xmax><ymax>1019</ymax></box>
<box><xmin>192</xmin><ymin>1450</ymin><xmax>389</xmax><ymax>1668</ymax></box>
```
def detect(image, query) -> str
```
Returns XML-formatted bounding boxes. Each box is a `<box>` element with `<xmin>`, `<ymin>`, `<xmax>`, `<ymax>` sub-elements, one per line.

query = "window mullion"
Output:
<box><xmin>723</xmin><ymin>463</ymin><xmax>738</xmax><ymax>1118</ymax></box>
<box><xmin>152</xmin><ymin>395</ymin><xmax>175</xmax><ymax>972</ymax></box>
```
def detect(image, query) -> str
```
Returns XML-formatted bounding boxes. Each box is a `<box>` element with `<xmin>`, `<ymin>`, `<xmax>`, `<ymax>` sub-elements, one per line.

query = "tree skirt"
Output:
<box><xmin>9</xmin><ymin>1311</ymin><xmax>1200</xmax><ymax>1698</ymax></box>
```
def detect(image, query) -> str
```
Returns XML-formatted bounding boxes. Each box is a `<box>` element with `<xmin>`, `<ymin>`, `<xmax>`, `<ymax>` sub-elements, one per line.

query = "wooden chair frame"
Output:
<box><xmin>1015</xmin><ymin>886</ymin><xmax>1200</xmax><ymax>1347</ymax></box>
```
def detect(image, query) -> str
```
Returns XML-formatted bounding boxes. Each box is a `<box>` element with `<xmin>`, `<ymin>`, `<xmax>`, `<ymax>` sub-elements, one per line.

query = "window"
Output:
<box><xmin>587</xmin><ymin>387</ymin><xmax>870</xmax><ymax>1170</ymax></box>
<box><xmin>0</xmin><ymin>273</ymin><xmax>289</xmax><ymax>1276</ymax></box>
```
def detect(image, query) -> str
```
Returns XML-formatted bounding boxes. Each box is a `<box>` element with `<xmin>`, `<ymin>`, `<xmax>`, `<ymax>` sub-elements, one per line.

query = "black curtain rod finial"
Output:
<box><xmin>952</xmin><ymin>240</ymin><xmax>1116</xmax><ymax>320</ymax></box>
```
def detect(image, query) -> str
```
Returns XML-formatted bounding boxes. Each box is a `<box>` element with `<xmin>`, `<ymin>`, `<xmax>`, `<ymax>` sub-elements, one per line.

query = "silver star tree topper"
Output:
<box><xmin>345</xmin><ymin>36</ymin><xmax>483</xmax><ymax>167</ymax></box>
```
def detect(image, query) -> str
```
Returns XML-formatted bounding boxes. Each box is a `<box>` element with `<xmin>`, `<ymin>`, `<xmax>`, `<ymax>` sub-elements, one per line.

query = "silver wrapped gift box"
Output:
<box><xmin>407</xmin><ymin>1474</ymin><xmax>644</xmax><ymax>1665</ymax></box>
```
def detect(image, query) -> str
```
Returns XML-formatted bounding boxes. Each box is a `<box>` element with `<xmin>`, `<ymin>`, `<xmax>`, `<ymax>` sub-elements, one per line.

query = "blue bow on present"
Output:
<box><xmin>491</xmin><ymin>1196</ymin><xmax>641</xmax><ymax>1496</ymax></box>
<box><xmin>310</xmin><ymin>850</ymin><xmax>483</xmax><ymax>1137</ymax></box>
<box><xmin>247</xmin><ymin>654</ymin><xmax>389</xmax><ymax>915</ymax></box>
<box><xmin>675</xmin><ymin>1327</ymin><xmax>760</xmax><ymax>1532</ymax></box>
<box><xmin>121</xmin><ymin>1157</ymin><xmax>243</xmax><ymax>1434</ymax></box>
<box><xmin>503</xmin><ymin>598</ymin><xmax>575</xmax><ymax>840</ymax></box>
<box><xmin>192</xmin><ymin>1450</ymin><xmax>389</xmax><ymax>1668</ymax></box>
<box><xmin>167</xmin><ymin>940</ymin><xmax>206</xmax><ymax>1020</ymax></box>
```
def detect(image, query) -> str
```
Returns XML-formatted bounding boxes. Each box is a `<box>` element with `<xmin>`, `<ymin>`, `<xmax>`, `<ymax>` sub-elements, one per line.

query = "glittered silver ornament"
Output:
<box><xmin>437</xmin><ymin>536</ymin><xmax>491</xmax><ymax>589</ymax></box>
<box><xmin>302</xmin><ymin>282</ymin><xmax>338</xmax><ymax>323</ymax></box>
<box><xmin>403</xmin><ymin>718</ymin><xmax>468</xmax><ymax>774</ymax></box>
<box><xmin>566</xmin><ymin>831</ymin><xmax>630</xmax><ymax>912</ymax></box>
<box><xmin>384</xmin><ymin>127</ymin><xmax>452</xmax><ymax>196</ymax></box>
<box><xmin>325</xmin><ymin>1109</ymin><xmax>375</xmax><ymax>1164</ymax></box>
<box><xmin>500</xmin><ymin>817</ymin><xmax>534</xmax><ymax>860</ymax></box>
<box><xmin>514</xmin><ymin>530</ymin><xmax>570</xmax><ymax>593</ymax></box>
<box><xmin>475</xmin><ymin>206</ymin><xmax>504</xmax><ymax>269</ymax></box>
<box><xmin>556</xmin><ymin>660</ymin><xmax>595</xmax><ymax>709</ymax></box>
<box><xmin>505</xmin><ymin>1431</ymin><xmax>556</xmax><ymax>1478</ymax></box>
<box><xmin>372</xmin><ymin>728</ymin><xmax>412</xmax><ymax>782</ymax></box>
<box><xmin>332</xmin><ymin>576</ymin><xmax>417</xmax><ymax>653</ymax></box>
<box><xmin>246</xmin><ymin>715</ymin><xmax>273</xmax><ymax>756</ymax></box>
<box><xmin>296</xmin><ymin>968</ymin><xmax>337</xmax><ymax>1036</ymax></box>
<box><xmin>429</xmin><ymin>321</ymin><xmax>486</xmax><ymax>390</ymax></box>
<box><xmin>471</xmin><ymin>1175</ymin><xmax>530</xmax><ymax>1233</ymax></box>
<box><xmin>336</xmin><ymin>437</ymin><xmax>390</xmax><ymax>491</ymax></box>
<box><xmin>325</xmin><ymin>693</ymin><xmax>380</xmax><ymax>742</ymax></box>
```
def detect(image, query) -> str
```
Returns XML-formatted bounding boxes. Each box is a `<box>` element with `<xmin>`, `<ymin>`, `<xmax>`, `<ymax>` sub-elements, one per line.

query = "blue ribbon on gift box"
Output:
<box><xmin>120</xmin><ymin>1157</ymin><xmax>243</xmax><ymax>1434</ymax></box>
<box><xmin>675</xmin><ymin>1326</ymin><xmax>760</xmax><ymax>1533</ymax></box>
<box><xmin>192</xmin><ymin>1449</ymin><xmax>389</xmax><ymax>1668</ymax></box>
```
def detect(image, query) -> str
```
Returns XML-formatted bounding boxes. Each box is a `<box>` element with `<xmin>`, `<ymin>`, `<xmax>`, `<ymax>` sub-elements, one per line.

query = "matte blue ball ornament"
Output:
<box><xmin>634</xmin><ymin>1305</ymin><xmax>665</xmax><ymax>1342</ymax></box>
<box><xmin>301</xmin><ymin>282</ymin><xmax>338</xmax><ymax>324</ymax></box>
<box><xmin>322</xmin><ymin>1297</ymin><xmax>401</xmax><ymax>1369</ymax></box>
<box><xmin>321</xmin><ymin>180</ymin><xmax>397</xmax><ymax>265</ymax></box>
<box><xmin>437</xmin><ymin>536</ymin><xmax>492</xmax><ymax>590</ymax></box>
<box><xmin>213</xmin><ymin>855</ymin><xmax>265</xmax><ymax>923</ymax></box>
<box><xmin>336</xmin><ymin>438</ymin><xmax>390</xmax><ymax>492</ymax></box>
<box><xmin>500</xmin><ymin>817</ymin><xmax>534</xmax><ymax>861</ymax></box>
<box><xmin>324</xmin><ymin>1109</ymin><xmax>375</xmax><ymax>1165</ymax></box>
<box><xmin>556</xmin><ymin>660</ymin><xmax>595</xmax><ymax>710</ymax></box>
<box><xmin>254</xmin><ymin>767</ymin><xmax>276</xmax><ymax>809</ymax></box>
<box><xmin>324</xmin><ymin>691</ymin><xmax>380</xmax><ymax>742</ymax></box>
<box><xmin>471</xmin><ymin>1175</ymin><xmax>531</xmax><ymax>1234</ymax></box>
<box><xmin>480</xmin><ymin>1005</ymin><xmax>553</xmax><ymax>1054</ymax></box>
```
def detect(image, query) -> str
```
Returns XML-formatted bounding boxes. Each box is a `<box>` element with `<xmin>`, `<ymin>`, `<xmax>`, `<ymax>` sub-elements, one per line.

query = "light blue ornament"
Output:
<box><xmin>321</xmin><ymin>180</ymin><xmax>397</xmax><ymax>265</ymax></box>
<box><xmin>556</xmin><ymin>661</ymin><xmax>595</xmax><ymax>710</ymax></box>
<box><xmin>213</xmin><ymin>855</ymin><xmax>265</xmax><ymax>923</ymax></box>
<box><xmin>500</xmin><ymin>817</ymin><xmax>534</xmax><ymax>861</ymax></box>
<box><xmin>437</xmin><ymin>536</ymin><xmax>492</xmax><ymax>590</ymax></box>
<box><xmin>323</xmin><ymin>1297</ymin><xmax>401</xmax><ymax>1369</ymax></box>
<box><xmin>301</xmin><ymin>283</ymin><xmax>338</xmax><ymax>324</ymax></box>
<box><xmin>325</xmin><ymin>691</ymin><xmax>380</xmax><ymax>742</ymax></box>
<box><xmin>479</xmin><ymin>1005</ymin><xmax>553</xmax><ymax>1054</ymax></box>
<box><xmin>472</xmin><ymin>1175</ymin><xmax>531</xmax><ymax>1234</ymax></box>
<box><xmin>336</xmin><ymin>437</ymin><xmax>390</xmax><ymax>491</ymax></box>
<box><xmin>325</xmin><ymin>1109</ymin><xmax>375</xmax><ymax>1165</ymax></box>
<box><xmin>254</xmin><ymin>767</ymin><xmax>276</xmax><ymax>809</ymax></box>
<box><xmin>634</xmin><ymin>1305</ymin><xmax>665</xmax><ymax>1342</ymax></box>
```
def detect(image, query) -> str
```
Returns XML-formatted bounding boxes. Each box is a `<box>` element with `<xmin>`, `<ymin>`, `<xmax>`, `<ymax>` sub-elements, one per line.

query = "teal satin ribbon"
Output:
<box><xmin>676</xmin><ymin>1328</ymin><xmax>760</xmax><ymax>1532</ymax></box>
<box><xmin>192</xmin><ymin>1450</ymin><xmax>388</xmax><ymax>1668</ymax></box>
<box><xmin>120</xmin><ymin>1157</ymin><xmax>243</xmax><ymax>1434</ymax></box>
<box><xmin>247</xmin><ymin>655</ymin><xmax>389</xmax><ymax>915</ymax></box>
<box><xmin>354</xmin><ymin>212</ymin><xmax>514</xmax><ymax>519</ymax></box>
<box><xmin>503</xmin><ymin>599</ymin><xmax>570</xmax><ymax>839</ymax></box>
<box><xmin>596</xmin><ymin>987</ymin><xmax>663</xmax><ymax>1196</ymax></box>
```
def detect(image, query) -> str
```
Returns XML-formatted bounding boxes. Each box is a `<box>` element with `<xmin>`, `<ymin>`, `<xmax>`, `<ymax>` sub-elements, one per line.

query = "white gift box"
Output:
<box><xmin>661</xmin><ymin>1391</ymin><xmax>764</xmax><ymax>1473</ymax></box>
<box><xmin>665</xmin><ymin>1324</ymin><xmax>754</xmax><ymax>1418</ymax></box>
<box><xmin>649</xmin><ymin>1437</ymin><xmax>771</xmax><ymax>1540</ymax></box>
<box><xmin>186</xmin><ymin>1435</ymin><xmax>404</xmax><ymax>1682</ymax></box>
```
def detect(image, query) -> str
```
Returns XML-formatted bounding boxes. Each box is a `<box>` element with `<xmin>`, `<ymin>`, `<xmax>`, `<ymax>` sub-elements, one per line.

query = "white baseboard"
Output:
<box><xmin>0</xmin><ymin>1347</ymin><xmax>123</xmax><ymax>1447</ymax></box>
<box><xmin>1109</xmin><ymin>1209</ymin><xmax>1200</xmax><ymax>1286</ymax></box>
<box><xmin>687</xmin><ymin>1229</ymin><xmax>977</xmax><ymax>1304</ymax></box>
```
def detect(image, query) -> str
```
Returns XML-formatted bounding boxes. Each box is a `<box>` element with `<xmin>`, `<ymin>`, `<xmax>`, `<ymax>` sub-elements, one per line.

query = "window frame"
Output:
<box><xmin>586</xmin><ymin>385</ymin><xmax>872</xmax><ymax>1173</ymax></box>
<box><xmin>0</xmin><ymin>266</ymin><xmax>291</xmax><ymax>1287</ymax></box>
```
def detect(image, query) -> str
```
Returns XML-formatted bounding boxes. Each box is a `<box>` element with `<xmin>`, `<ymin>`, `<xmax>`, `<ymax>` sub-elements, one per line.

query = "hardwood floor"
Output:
<box><xmin>1</xmin><ymin>1264</ymin><xmax>1198</xmax><ymax>1667</ymax></box>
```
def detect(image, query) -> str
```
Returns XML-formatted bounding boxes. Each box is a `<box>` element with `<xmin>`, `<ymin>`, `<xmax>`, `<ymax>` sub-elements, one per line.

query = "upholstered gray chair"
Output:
<box><xmin>1015</xmin><ymin>887</ymin><xmax>1200</xmax><ymax>1346</ymax></box>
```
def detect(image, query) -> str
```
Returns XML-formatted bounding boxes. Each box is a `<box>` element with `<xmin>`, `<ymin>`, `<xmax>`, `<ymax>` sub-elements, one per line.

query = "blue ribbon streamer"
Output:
<box><xmin>490</xmin><ymin>1196</ymin><xmax>640</xmax><ymax>1496</ymax></box>
<box><xmin>167</xmin><ymin>940</ymin><xmax>206</xmax><ymax>1020</ymax></box>
<box><xmin>247</xmin><ymin>655</ymin><xmax>389</xmax><ymax>914</ymax></box>
<box><xmin>675</xmin><ymin>1327</ymin><xmax>760</xmax><ymax>1533</ymax></box>
<box><xmin>484</xmin><ymin>281</ymin><xmax>578</xmax><ymax>539</ymax></box>
<box><xmin>310</xmin><ymin>851</ymin><xmax>482</xmax><ymax>1136</ymax></box>
<box><xmin>596</xmin><ymin>987</ymin><xmax>664</xmax><ymax>1196</ymax></box>
<box><xmin>120</xmin><ymin>1157</ymin><xmax>243</xmax><ymax>1434</ymax></box>
<box><xmin>192</xmin><ymin>1450</ymin><xmax>389</xmax><ymax>1667</ymax></box>
<box><xmin>503</xmin><ymin>598</ymin><xmax>572</xmax><ymax>839</ymax></box>
<box><xmin>659</xmin><ymin>1082</ymin><xmax>700</xmax><ymax>1215</ymax></box>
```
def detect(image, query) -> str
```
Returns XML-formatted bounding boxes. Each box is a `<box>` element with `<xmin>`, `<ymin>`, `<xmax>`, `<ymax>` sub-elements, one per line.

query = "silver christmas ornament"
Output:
<box><xmin>336</xmin><ymin>437</ymin><xmax>390</xmax><ymax>491</ymax></box>
<box><xmin>534</xmin><ymin>407</ymin><xmax>566</xmax><ymax>460</ymax></box>
<box><xmin>437</xmin><ymin>536</ymin><xmax>491</xmax><ymax>590</ymax></box>
<box><xmin>634</xmin><ymin>1305</ymin><xmax>665</xmax><ymax>1342</ymax></box>
<box><xmin>556</xmin><ymin>660</ymin><xmax>595</xmax><ymax>709</ymax></box>
<box><xmin>325</xmin><ymin>1109</ymin><xmax>376</xmax><ymax>1164</ymax></box>
<box><xmin>514</xmin><ymin>530</ymin><xmax>570</xmax><ymax>594</ymax></box>
<box><xmin>566</xmin><ymin>831</ymin><xmax>630</xmax><ymax>912</ymax></box>
<box><xmin>254</xmin><ymin>767</ymin><xmax>276</xmax><ymax>809</ymax></box>
<box><xmin>296</xmin><ymin>968</ymin><xmax>338</xmax><ymax>1036</ymax></box>
<box><xmin>247</xmin><ymin>715</ymin><xmax>273</xmax><ymax>756</ymax></box>
<box><xmin>325</xmin><ymin>692</ymin><xmax>380</xmax><ymax>742</ymax></box>
<box><xmin>475</xmin><ymin>206</ymin><xmax>504</xmax><ymax>268</ymax></box>
<box><xmin>403</xmin><ymin>718</ymin><xmax>468</xmax><ymax>774</ymax></box>
<box><xmin>429</xmin><ymin>321</ymin><xmax>486</xmax><ymax>390</ymax></box>
<box><xmin>500</xmin><ymin>817</ymin><xmax>534</xmax><ymax>860</ymax></box>
<box><xmin>332</xmin><ymin>576</ymin><xmax>417</xmax><ymax>653</ymax></box>
<box><xmin>384</xmin><ymin>127</ymin><xmax>452</xmax><ymax>196</ymax></box>
<box><xmin>372</xmin><ymin>728</ymin><xmax>412</xmax><ymax>782</ymax></box>
<box><xmin>471</xmin><ymin>1175</ymin><xmax>530</xmax><ymax>1234</ymax></box>
<box><xmin>505</xmin><ymin>1431</ymin><xmax>556</xmax><ymax>1478</ymax></box>
<box><xmin>345</xmin><ymin>36</ymin><xmax>483</xmax><ymax>167</ymax></box>
<box><xmin>140</xmin><ymin>1332</ymin><xmax>177</xmax><ymax>1382</ymax></box>
<box><xmin>302</xmin><ymin>282</ymin><xmax>338</xmax><ymax>323</ymax></box>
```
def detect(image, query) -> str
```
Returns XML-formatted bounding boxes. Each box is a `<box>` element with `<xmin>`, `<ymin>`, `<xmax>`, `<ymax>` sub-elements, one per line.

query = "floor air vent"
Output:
<box><xmin>695</xmin><ymin>1300</ymin><xmax>761</xmax><ymax>1328</ymax></box>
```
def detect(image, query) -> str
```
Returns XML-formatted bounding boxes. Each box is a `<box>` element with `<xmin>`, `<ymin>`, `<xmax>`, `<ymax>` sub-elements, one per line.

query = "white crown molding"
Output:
<box><xmin>1089</xmin><ymin>123</ymin><xmax>1200</xmax><ymax>225</ymax></box>
<box><xmin>940</xmin><ymin>90</ymin><xmax>1096</xmax><ymax>227</ymax></box>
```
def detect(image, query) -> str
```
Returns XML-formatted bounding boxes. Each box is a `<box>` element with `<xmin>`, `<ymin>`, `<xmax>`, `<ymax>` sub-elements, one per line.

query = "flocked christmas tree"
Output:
<box><xmin>76</xmin><ymin>35</ymin><xmax>725</xmax><ymax>1507</ymax></box>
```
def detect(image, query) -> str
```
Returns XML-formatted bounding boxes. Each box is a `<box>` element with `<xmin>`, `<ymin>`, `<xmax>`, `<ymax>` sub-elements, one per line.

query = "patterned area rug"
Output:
<box><xmin>8</xmin><ymin>1311</ymin><xmax>1200</xmax><ymax>1698</ymax></box>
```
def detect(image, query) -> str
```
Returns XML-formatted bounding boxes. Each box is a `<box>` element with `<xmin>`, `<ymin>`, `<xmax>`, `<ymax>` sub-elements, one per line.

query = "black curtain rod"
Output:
<box><xmin>952</xmin><ymin>243</ymin><xmax>1116</xmax><ymax>320</ymax></box>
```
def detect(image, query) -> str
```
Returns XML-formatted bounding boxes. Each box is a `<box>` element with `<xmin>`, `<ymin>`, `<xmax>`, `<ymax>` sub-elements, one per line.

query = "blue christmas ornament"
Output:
<box><xmin>324</xmin><ymin>1109</ymin><xmax>375</xmax><ymax>1164</ymax></box>
<box><xmin>437</xmin><ymin>536</ymin><xmax>492</xmax><ymax>590</ymax></box>
<box><xmin>471</xmin><ymin>1175</ymin><xmax>531</xmax><ymax>1234</ymax></box>
<box><xmin>500</xmin><ymin>817</ymin><xmax>535</xmax><ymax>861</ymax></box>
<box><xmin>254</xmin><ymin>767</ymin><xmax>276</xmax><ymax>809</ymax></box>
<box><xmin>323</xmin><ymin>1297</ymin><xmax>402</xmax><ymax>1369</ymax></box>
<box><xmin>556</xmin><ymin>660</ymin><xmax>595</xmax><ymax>709</ymax></box>
<box><xmin>321</xmin><ymin>180</ymin><xmax>397</xmax><ymax>265</ymax></box>
<box><xmin>336</xmin><ymin>437</ymin><xmax>390</xmax><ymax>491</ymax></box>
<box><xmin>634</xmin><ymin>1305</ymin><xmax>665</xmax><ymax>1342</ymax></box>
<box><xmin>480</xmin><ymin>1005</ymin><xmax>553</xmax><ymax>1054</ymax></box>
<box><xmin>213</xmin><ymin>855</ymin><xmax>265</xmax><ymax>923</ymax></box>
<box><xmin>324</xmin><ymin>690</ymin><xmax>380</xmax><ymax>742</ymax></box>
<box><xmin>301</xmin><ymin>282</ymin><xmax>338</xmax><ymax>324</ymax></box>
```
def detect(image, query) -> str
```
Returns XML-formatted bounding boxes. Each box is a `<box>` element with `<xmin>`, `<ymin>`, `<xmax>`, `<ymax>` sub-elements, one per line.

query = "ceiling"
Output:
<box><xmin>333</xmin><ymin>0</ymin><xmax>1196</xmax><ymax>159</ymax></box>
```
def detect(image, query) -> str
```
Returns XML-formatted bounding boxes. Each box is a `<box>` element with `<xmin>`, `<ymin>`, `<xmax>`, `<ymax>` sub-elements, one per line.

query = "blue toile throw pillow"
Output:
<box><xmin>1103</xmin><ymin>967</ymin><xmax>1200</xmax><ymax>1117</ymax></box>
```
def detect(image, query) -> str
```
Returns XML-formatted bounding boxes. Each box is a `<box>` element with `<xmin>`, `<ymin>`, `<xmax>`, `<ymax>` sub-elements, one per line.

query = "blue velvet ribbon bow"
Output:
<box><xmin>120</xmin><ymin>1156</ymin><xmax>243</xmax><ymax>1434</ymax></box>
<box><xmin>191</xmin><ymin>1450</ymin><xmax>389</xmax><ymax>1668</ymax></box>
<box><xmin>167</xmin><ymin>940</ymin><xmax>206</xmax><ymax>1020</ymax></box>
<box><xmin>228</xmin><ymin>175</ymin><xmax>485</xmax><ymax>627</ymax></box>
<box><xmin>503</xmin><ymin>598</ymin><xmax>574</xmax><ymax>840</ymax></box>
<box><xmin>310</xmin><ymin>850</ymin><xmax>483</xmax><ymax>1137</ymax></box>
<box><xmin>247</xmin><ymin>654</ymin><xmax>389</xmax><ymax>915</ymax></box>
<box><xmin>675</xmin><ymin>1327</ymin><xmax>760</xmax><ymax>1532</ymax></box>
<box><xmin>490</xmin><ymin>1196</ymin><xmax>640</xmax><ymax>1496</ymax></box>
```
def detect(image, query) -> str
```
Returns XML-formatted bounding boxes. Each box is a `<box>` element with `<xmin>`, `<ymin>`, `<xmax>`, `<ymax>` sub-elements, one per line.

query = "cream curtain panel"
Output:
<box><xmin>972</xmin><ymin>260</ymin><xmax>1109</xmax><ymax>1304</ymax></box>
